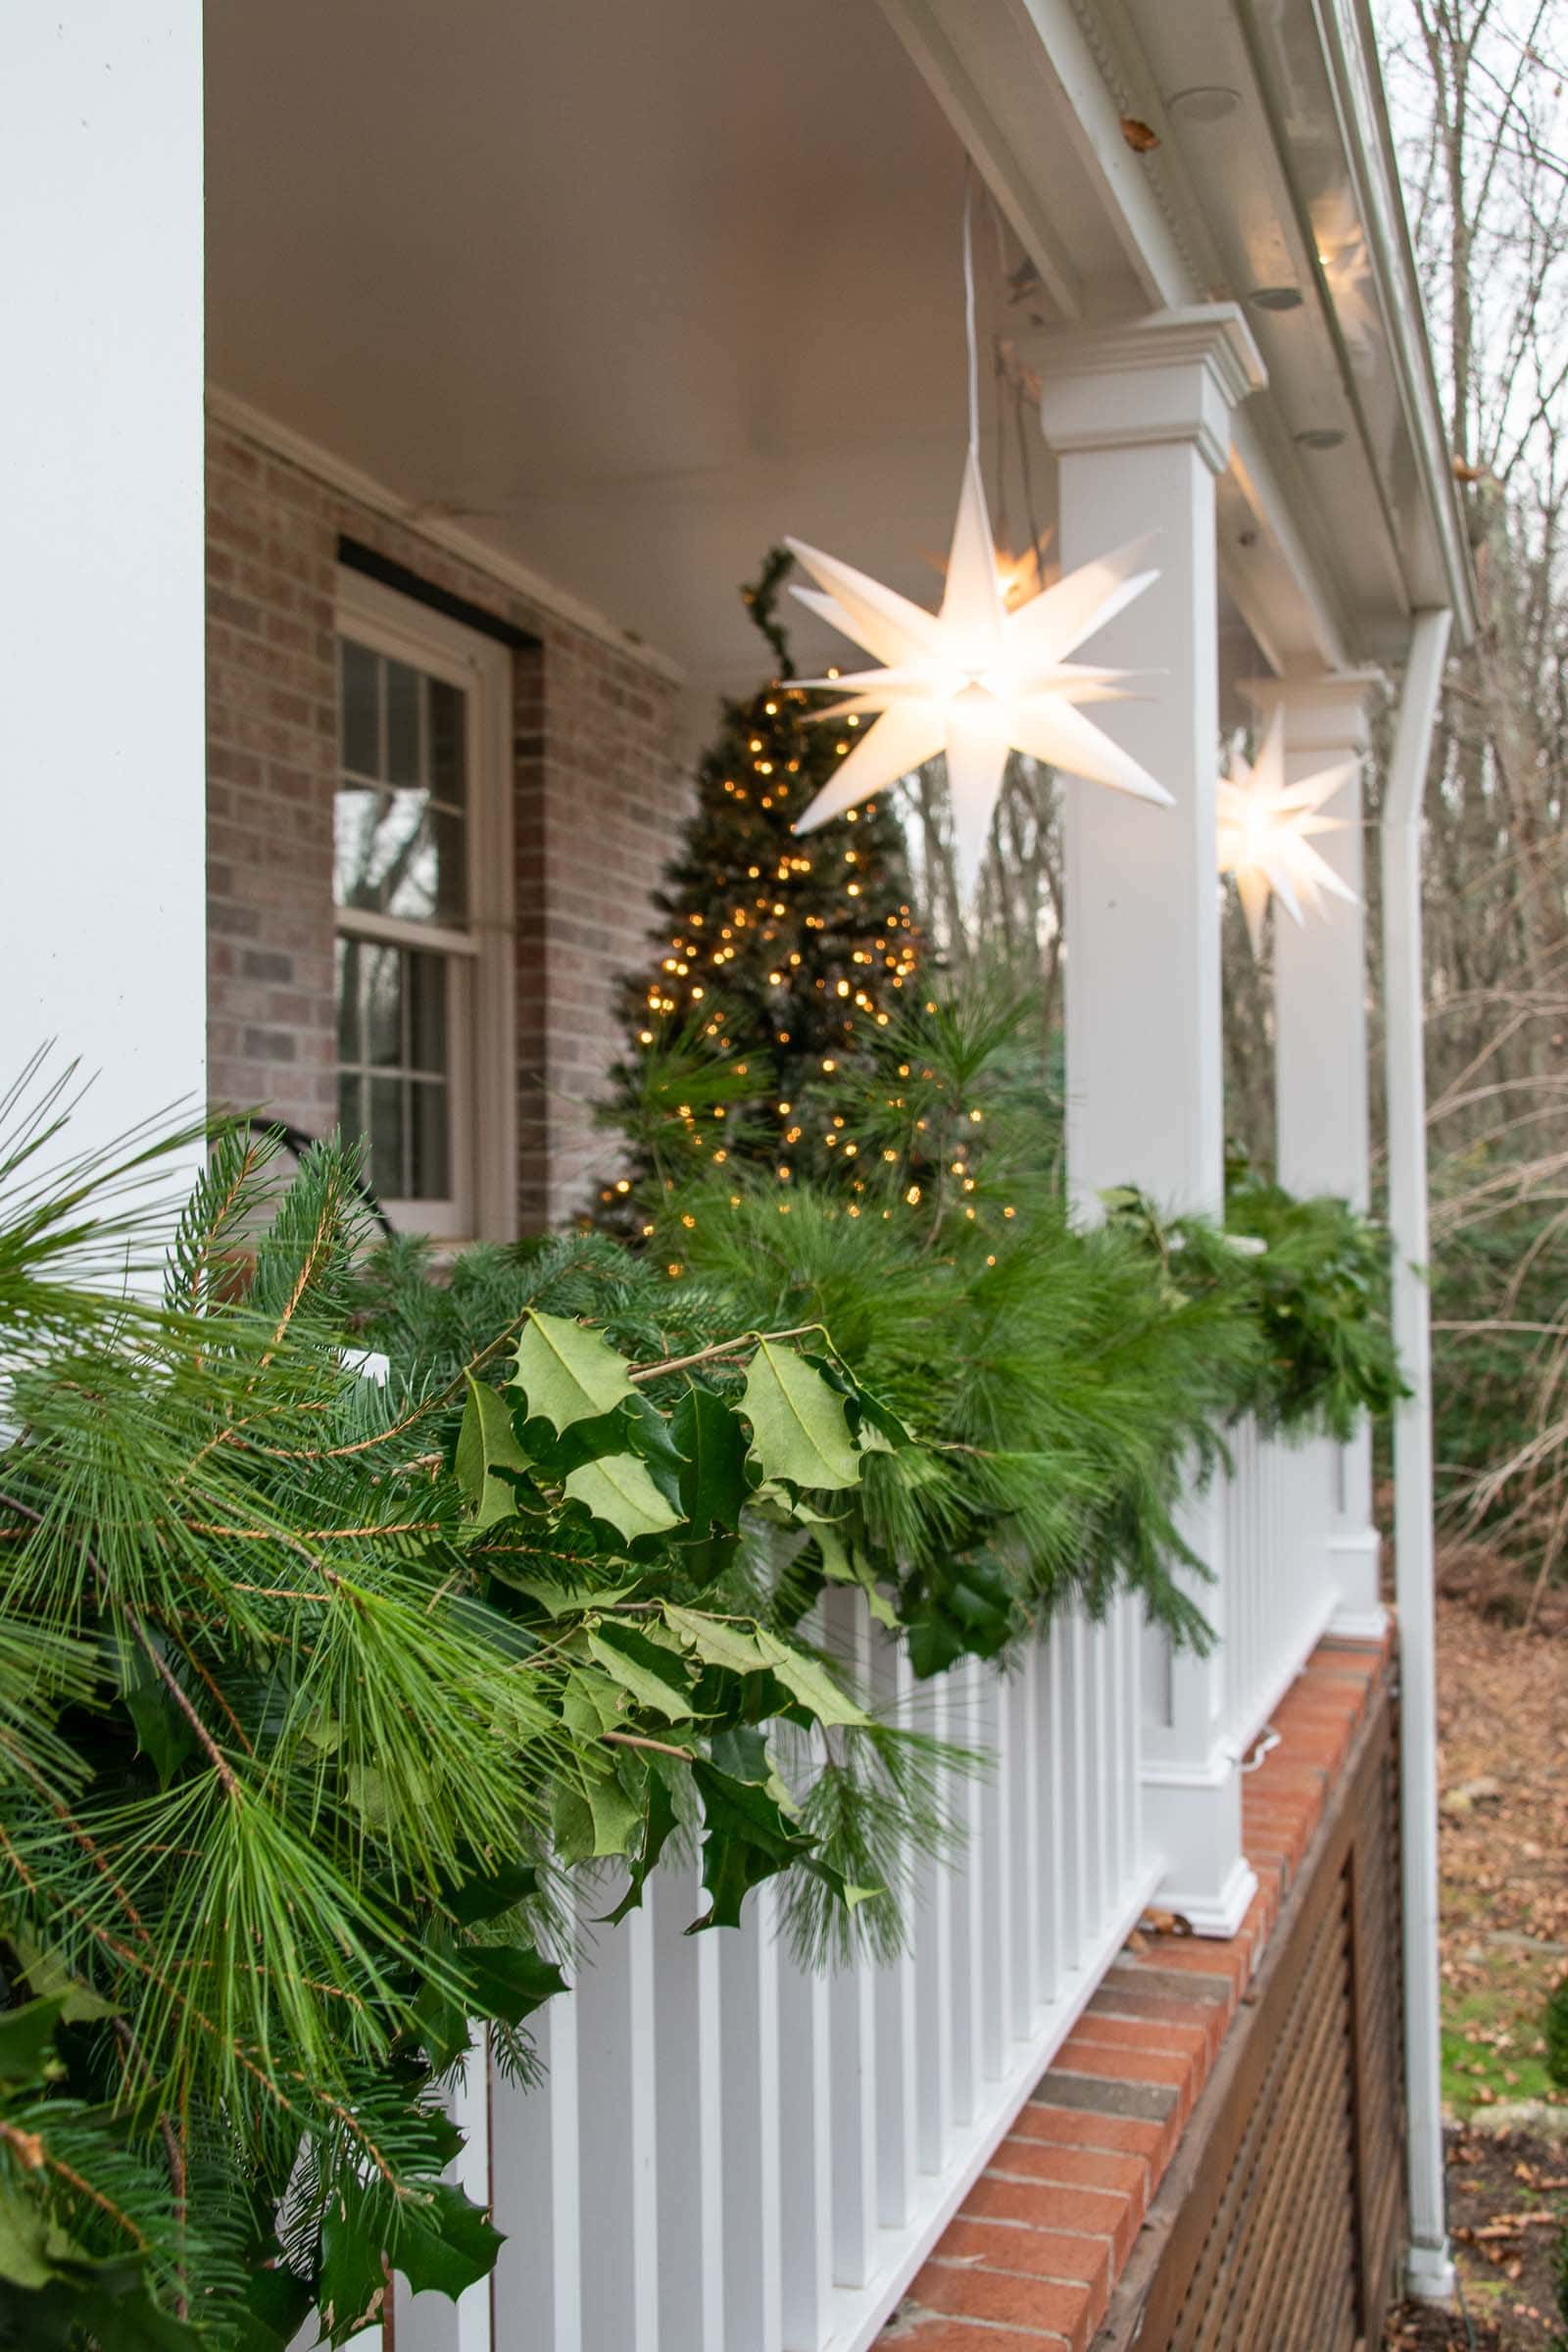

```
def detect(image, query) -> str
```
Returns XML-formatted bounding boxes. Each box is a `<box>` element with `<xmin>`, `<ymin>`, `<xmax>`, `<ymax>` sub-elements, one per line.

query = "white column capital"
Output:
<box><xmin>1241</xmin><ymin>667</ymin><xmax>1386</xmax><ymax>760</ymax></box>
<box><xmin>1034</xmin><ymin>304</ymin><xmax>1266</xmax><ymax>475</ymax></box>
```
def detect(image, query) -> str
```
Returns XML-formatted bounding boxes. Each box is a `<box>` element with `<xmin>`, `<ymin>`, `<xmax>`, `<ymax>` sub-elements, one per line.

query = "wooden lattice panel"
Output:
<box><xmin>1099</xmin><ymin>1671</ymin><xmax>1403</xmax><ymax>2351</ymax></box>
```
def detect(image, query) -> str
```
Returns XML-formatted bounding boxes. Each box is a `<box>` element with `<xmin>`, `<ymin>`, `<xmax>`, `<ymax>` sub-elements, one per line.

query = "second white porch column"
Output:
<box><xmin>1245</xmin><ymin>671</ymin><xmax>1389</xmax><ymax>1640</ymax></box>
<box><xmin>1038</xmin><ymin>306</ymin><xmax>1264</xmax><ymax>1936</ymax></box>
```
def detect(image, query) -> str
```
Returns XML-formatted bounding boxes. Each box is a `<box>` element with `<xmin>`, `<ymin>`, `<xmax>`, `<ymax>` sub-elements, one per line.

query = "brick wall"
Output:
<box><xmin>206</xmin><ymin>414</ymin><xmax>685</xmax><ymax>1228</ymax></box>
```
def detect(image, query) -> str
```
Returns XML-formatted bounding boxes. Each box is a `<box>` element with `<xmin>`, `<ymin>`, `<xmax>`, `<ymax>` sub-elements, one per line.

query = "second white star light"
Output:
<box><xmin>786</xmin><ymin>452</ymin><xmax>1172</xmax><ymax>900</ymax></box>
<box><xmin>1216</xmin><ymin>709</ymin><xmax>1359</xmax><ymax>953</ymax></box>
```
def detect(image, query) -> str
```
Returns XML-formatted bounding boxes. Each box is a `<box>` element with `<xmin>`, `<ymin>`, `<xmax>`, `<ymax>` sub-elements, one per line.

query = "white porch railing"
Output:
<box><xmin>1220</xmin><ymin>1417</ymin><xmax>1341</xmax><ymax>1758</ymax></box>
<box><xmin>356</xmin><ymin>1587</ymin><xmax>1159</xmax><ymax>2352</ymax></box>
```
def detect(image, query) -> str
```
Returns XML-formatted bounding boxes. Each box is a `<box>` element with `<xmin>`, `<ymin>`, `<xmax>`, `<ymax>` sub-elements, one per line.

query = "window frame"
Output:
<box><xmin>333</xmin><ymin>568</ymin><xmax>517</xmax><ymax>1243</ymax></box>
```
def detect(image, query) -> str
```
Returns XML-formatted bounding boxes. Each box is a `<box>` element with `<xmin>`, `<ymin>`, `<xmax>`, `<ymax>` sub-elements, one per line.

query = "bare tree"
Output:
<box><xmin>1376</xmin><ymin>0</ymin><xmax>1568</xmax><ymax>1582</ymax></box>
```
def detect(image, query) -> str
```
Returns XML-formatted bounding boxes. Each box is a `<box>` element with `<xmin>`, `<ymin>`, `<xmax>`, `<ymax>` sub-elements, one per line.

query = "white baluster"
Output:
<box><xmin>976</xmin><ymin>1665</ymin><xmax>1010</xmax><ymax>2082</ymax></box>
<box><xmin>911</xmin><ymin>1669</ymin><xmax>953</xmax><ymax>2174</ymax></box>
<box><xmin>489</xmin><ymin>1986</ymin><xmax>580</xmax><ymax>2352</ymax></box>
<box><xmin>574</xmin><ymin>1889</ymin><xmax>659</xmax><ymax>2351</ymax></box>
<box><xmin>720</xmin><ymin>1886</ymin><xmax>784</xmax><ymax>2350</ymax></box>
<box><xmin>871</xmin><ymin>1624</ymin><xmax>918</xmax><ymax>2230</ymax></box>
<box><xmin>652</xmin><ymin>1862</ymin><xmax>724</xmax><ymax>2352</ymax></box>
<box><xmin>1008</xmin><ymin>1642</ymin><xmax>1042</xmax><ymax>2037</ymax></box>
<box><xmin>946</xmin><ymin>1658</ymin><xmax>985</xmax><ymax>2125</ymax></box>
<box><xmin>777</xmin><ymin>1932</ymin><xmax>833</xmax><ymax>2349</ymax></box>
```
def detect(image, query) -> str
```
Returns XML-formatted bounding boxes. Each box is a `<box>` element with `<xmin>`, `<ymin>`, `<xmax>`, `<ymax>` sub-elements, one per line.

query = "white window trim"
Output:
<box><xmin>334</xmin><ymin>567</ymin><xmax>518</xmax><ymax>1245</ymax></box>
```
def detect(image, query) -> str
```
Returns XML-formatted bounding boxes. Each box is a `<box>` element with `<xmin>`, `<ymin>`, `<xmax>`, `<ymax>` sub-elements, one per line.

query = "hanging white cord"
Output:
<box><xmin>962</xmin><ymin>164</ymin><xmax>980</xmax><ymax>461</ymax></box>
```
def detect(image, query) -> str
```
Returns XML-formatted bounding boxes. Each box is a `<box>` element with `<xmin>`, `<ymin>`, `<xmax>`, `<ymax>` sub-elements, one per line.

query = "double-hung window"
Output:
<box><xmin>333</xmin><ymin>570</ymin><xmax>514</xmax><ymax>1240</ymax></box>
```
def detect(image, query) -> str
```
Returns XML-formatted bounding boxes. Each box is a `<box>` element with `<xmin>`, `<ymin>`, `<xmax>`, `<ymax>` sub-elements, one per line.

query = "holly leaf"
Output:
<box><xmin>234</xmin><ymin>2265</ymin><xmax>316</xmax><ymax>2352</ymax></box>
<box><xmin>587</xmin><ymin>1622</ymin><xmax>697</xmax><ymax>1721</ymax></box>
<box><xmin>0</xmin><ymin>1996</ymin><xmax>67</xmax><ymax>2090</ymax></box>
<box><xmin>602</xmin><ymin>1766</ymin><xmax>682</xmax><ymax>1926</ymax></box>
<box><xmin>803</xmin><ymin>1349</ymin><xmax>915</xmax><ymax>1452</ymax></box>
<box><xmin>318</xmin><ymin>2203</ymin><xmax>387</xmax><ymax>2340</ymax></box>
<box><xmin>752</xmin><ymin>1629</ymin><xmax>868</xmax><ymax>1728</ymax></box>
<box><xmin>551</xmin><ymin>1765</ymin><xmax>644</xmax><ymax>1862</ymax></box>
<box><xmin>688</xmin><ymin>1759</ymin><xmax>814</xmax><ymax>1932</ymax></box>
<box><xmin>12</xmin><ymin>1935</ymin><xmax>117</xmax><ymax>2025</ymax></box>
<box><xmin>443</xmin><ymin>1859</ymin><xmax>539</xmax><ymax>1928</ymax></box>
<box><xmin>115</xmin><ymin>1630</ymin><xmax>197</xmax><ymax>1789</ymax></box>
<box><xmin>455</xmin><ymin>1375</ymin><xmax>530</xmax><ymax>1531</ymax></box>
<box><xmin>492</xmin><ymin>1570</ymin><xmax>640</xmax><ymax>1618</ymax></box>
<box><xmin>669</xmin><ymin>1383</ymin><xmax>750</xmax><ymax>1537</ymax></box>
<box><xmin>662</xmin><ymin>1603</ymin><xmax>769</xmax><ymax>1677</ymax></box>
<box><xmin>394</xmin><ymin>2183</ymin><xmax>504</xmax><ymax>2302</ymax></box>
<box><xmin>617</xmin><ymin>1391</ymin><xmax>688</xmax><ymax>1509</ymax></box>
<box><xmin>464</xmin><ymin>1945</ymin><xmax>567</xmax><ymax>2025</ymax></box>
<box><xmin>563</xmin><ymin>1452</ymin><xmax>680</xmax><ymax>1544</ymax></box>
<box><xmin>741</xmin><ymin>1341</ymin><xmax>860</xmax><ymax>1491</ymax></box>
<box><xmin>816</xmin><ymin>1524</ymin><xmax>898</xmax><ymax>1630</ymax></box>
<box><xmin>0</xmin><ymin>2179</ymin><xmax>60</xmax><ymax>2290</ymax></box>
<box><xmin>510</xmin><ymin>1310</ymin><xmax>634</xmax><ymax>1434</ymax></box>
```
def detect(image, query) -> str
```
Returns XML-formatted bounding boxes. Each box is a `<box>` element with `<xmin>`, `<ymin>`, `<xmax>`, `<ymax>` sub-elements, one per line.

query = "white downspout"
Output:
<box><xmin>1381</xmin><ymin>605</ymin><xmax>1455</xmax><ymax>2302</ymax></box>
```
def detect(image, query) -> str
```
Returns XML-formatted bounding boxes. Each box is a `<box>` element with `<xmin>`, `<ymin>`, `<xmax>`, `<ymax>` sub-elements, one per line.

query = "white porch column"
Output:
<box><xmin>1245</xmin><ymin>670</ymin><xmax>1388</xmax><ymax>1640</ymax></box>
<box><xmin>1038</xmin><ymin>306</ymin><xmax>1264</xmax><ymax>1937</ymax></box>
<box><xmin>2</xmin><ymin>10</ymin><xmax>207</xmax><ymax>1162</ymax></box>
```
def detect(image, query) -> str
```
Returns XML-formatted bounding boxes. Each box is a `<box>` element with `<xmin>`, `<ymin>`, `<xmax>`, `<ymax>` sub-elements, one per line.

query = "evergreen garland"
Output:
<box><xmin>621</xmin><ymin>983</ymin><xmax>1403</xmax><ymax>1669</ymax></box>
<box><xmin>597</xmin><ymin>552</ymin><xmax>921</xmax><ymax>1220</ymax></box>
<box><xmin>0</xmin><ymin>1093</ymin><xmax>949</xmax><ymax>2347</ymax></box>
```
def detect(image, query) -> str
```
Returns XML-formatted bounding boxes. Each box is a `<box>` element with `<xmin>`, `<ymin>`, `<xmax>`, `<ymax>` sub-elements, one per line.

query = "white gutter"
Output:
<box><xmin>1381</xmin><ymin>604</ymin><xmax>1455</xmax><ymax>2302</ymax></box>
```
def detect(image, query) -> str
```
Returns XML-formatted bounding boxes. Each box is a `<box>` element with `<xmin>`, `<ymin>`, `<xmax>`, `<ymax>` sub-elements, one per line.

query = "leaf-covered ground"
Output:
<box><xmin>1386</xmin><ymin>1581</ymin><xmax>1568</xmax><ymax>2348</ymax></box>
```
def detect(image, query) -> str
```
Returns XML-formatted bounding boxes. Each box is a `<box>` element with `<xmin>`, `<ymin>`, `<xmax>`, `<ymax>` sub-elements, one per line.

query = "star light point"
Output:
<box><xmin>1216</xmin><ymin>710</ymin><xmax>1358</xmax><ymax>953</ymax></box>
<box><xmin>785</xmin><ymin>453</ymin><xmax>1170</xmax><ymax>902</ymax></box>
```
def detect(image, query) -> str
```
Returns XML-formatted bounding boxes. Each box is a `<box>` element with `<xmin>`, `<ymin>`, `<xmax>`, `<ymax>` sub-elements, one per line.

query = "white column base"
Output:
<box><xmin>1326</xmin><ymin>1527</ymin><xmax>1386</xmax><ymax>1643</ymax></box>
<box><xmin>1327</xmin><ymin>1603</ymin><xmax>1391</xmax><ymax>1643</ymax></box>
<box><xmin>1405</xmin><ymin>2240</ymin><xmax>1456</xmax><ymax>2303</ymax></box>
<box><xmin>1142</xmin><ymin>1757</ymin><xmax>1258</xmax><ymax>1938</ymax></box>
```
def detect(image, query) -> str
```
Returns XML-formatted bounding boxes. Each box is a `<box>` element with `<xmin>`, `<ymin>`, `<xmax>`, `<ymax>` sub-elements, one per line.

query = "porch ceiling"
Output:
<box><xmin>207</xmin><ymin>0</ymin><xmax>1094</xmax><ymax>711</ymax></box>
<box><xmin>206</xmin><ymin>0</ymin><xmax>1464</xmax><ymax>725</ymax></box>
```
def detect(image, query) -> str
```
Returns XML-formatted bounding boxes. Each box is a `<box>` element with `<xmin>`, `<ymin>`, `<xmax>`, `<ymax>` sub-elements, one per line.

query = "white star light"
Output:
<box><xmin>1216</xmin><ymin>709</ymin><xmax>1358</xmax><ymax>953</ymax></box>
<box><xmin>786</xmin><ymin>453</ymin><xmax>1171</xmax><ymax>900</ymax></box>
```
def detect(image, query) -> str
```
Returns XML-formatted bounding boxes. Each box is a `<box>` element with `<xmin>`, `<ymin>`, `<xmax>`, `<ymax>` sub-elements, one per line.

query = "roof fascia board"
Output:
<box><xmin>1306</xmin><ymin>0</ymin><xmax>1476</xmax><ymax>638</ymax></box>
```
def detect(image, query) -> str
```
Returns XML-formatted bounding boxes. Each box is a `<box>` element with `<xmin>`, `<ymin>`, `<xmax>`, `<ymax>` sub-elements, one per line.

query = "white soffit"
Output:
<box><xmin>877</xmin><ymin>0</ymin><xmax>1473</xmax><ymax>663</ymax></box>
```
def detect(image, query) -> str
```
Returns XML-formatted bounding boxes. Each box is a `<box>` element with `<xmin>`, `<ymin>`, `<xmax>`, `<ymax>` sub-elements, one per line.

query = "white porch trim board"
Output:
<box><xmin>1039</xmin><ymin>304</ymin><xmax>1265</xmax><ymax>1938</ymax></box>
<box><xmin>3</xmin><ymin>7</ymin><xmax>207</xmax><ymax>1169</ymax></box>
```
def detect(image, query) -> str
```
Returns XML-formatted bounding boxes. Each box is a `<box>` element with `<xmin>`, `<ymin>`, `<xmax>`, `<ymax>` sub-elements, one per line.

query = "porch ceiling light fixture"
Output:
<box><xmin>1216</xmin><ymin>708</ymin><xmax>1357</xmax><ymax>952</ymax></box>
<box><xmin>786</xmin><ymin>452</ymin><xmax>1170</xmax><ymax>901</ymax></box>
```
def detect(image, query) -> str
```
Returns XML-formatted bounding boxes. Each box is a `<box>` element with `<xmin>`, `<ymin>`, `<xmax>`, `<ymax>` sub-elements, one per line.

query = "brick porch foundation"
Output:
<box><xmin>877</xmin><ymin>1633</ymin><xmax>1396</xmax><ymax>2352</ymax></box>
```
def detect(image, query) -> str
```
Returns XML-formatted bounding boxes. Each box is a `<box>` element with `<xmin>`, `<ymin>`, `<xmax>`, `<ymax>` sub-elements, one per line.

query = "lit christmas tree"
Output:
<box><xmin>597</xmin><ymin>550</ymin><xmax>921</xmax><ymax>1222</ymax></box>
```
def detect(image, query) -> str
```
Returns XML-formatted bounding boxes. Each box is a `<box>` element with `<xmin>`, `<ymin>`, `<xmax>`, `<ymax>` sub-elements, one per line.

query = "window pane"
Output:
<box><xmin>409</xmin><ymin>1081</ymin><xmax>451</xmax><ymax>1200</ymax></box>
<box><xmin>365</xmin><ymin>944</ymin><xmax>403</xmax><ymax>1067</ymax></box>
<box><xmin>408</xmin><ymin>952</ymin><xmax>448</xmax><ymax>1073</ymax></box>
<box><xmin>431</xmin><ymin>806</ymin><xmax>467</xmax><ymax>923</ymax></box>
<box><xmin>337</xmin><ymin>1072</ymin><xmax>363</xmax><ymax>1150</ymax></box>
<box><xmin>335</xmin><ymin>786</ymin><xmax>449</xmax><ymax>921</ymax></box>
<box><xmin>386</xmin><ymin>660</ymin><xmax>421</xmax><ymax>788</ymax></box>
<box><xmin>368</xmin><ymin>1078</ymin><xmax>406</xmax><ymax>1200</ymax></box>
<box><xmin>335</xmin><ymin>936</ymin><xmax>362</xmax><ymax>1062</ymax></box>
<box><xmin>340</xmin><ymin>639</ymin><xmax>380</xmax><ymax>777</ymax></box>
<box><xmin>428</xmin><ymin>677</ymin><xmax>466</xmax><ymax>807</ymax></box>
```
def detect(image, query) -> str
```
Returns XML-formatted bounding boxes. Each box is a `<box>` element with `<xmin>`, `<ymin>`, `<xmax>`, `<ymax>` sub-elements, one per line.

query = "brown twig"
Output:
<box><xmin>124</xmin><ymin>1609</ymin><xmax>236</xmax><ymax>1794</ymax></box>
